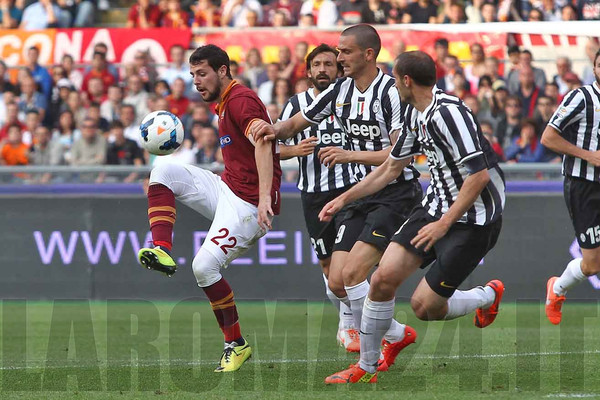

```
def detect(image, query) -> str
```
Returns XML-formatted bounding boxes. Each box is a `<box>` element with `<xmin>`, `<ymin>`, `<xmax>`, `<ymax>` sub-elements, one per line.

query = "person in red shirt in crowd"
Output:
<box><xmin>161</xmin><ymin>0</ymin><xmax>189</xmax><ymax>27</ymax></box>
<box><xmin>127</xmin><ymin>0</ymin><xmax>162</xmax><ymax>27</ymax></box>
<box><xmin>137</xmin><ymin>44</ymin><xmax>280</xmax><ymax>373</ymax></box>
<box><xmin>84</xmin><ymin>77</ymin><xmax>107</xmax><ymax>107</ymax></box>
<box><xmin>0</xmin><ymin>102</ymin><xmax>26</xmax><ymax>142</ymax></box>
<box><xmin>81</xmin><ymin>52</ymin><xmax>115</xmax><ymax>98</ymax></box>
<box><xmin>433</xmin><ymin>38</ymin><xmax>449</xmax><ymax>80</ymax></box>
<box><xmin>191</xmin><ymin>0</ymin><xmax>221</xmax><ymax>27</ymax></box>
<box><xmin>165</xmin><ymin>77</ymin><xmax>190</xmax><ymax>118</ymax></box>
<box><xmin>1</xmin><ymin>123</ymin><xmax>29</xmax><ymax>166</ymax></box>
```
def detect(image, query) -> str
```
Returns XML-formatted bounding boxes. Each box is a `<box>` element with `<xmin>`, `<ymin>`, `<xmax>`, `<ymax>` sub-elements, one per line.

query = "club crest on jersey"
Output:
<box><xmin>372</xmin><ymin>99</ymin><xmax>381</xmax><ymax>114</ymax></box>
<box><xmin>220</xmin><ymin>135</ymin><xmax>232</xmax><ymax>148</ymax></box>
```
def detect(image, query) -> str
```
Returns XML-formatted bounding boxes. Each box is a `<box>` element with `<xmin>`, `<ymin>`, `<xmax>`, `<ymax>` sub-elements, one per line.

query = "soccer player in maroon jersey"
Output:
<box><xmin>137</xmin><ymin>44</ymin><xmax>282</xmax><ymax>372</ymax></box>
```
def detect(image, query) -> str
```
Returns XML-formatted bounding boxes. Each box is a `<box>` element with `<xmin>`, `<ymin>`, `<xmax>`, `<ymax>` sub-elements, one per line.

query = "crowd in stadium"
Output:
<box><xmin>1</xmin><ymin>0</ymin><xmax>600</xmax><ymax>182</ymax></box>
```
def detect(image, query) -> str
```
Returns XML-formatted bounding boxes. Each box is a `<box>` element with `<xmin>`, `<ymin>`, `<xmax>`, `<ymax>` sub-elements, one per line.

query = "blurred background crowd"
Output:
<box><xmin>1</xmin><ymin>0</ymin><xmax>599</xmax><ymax>183</ymax></box>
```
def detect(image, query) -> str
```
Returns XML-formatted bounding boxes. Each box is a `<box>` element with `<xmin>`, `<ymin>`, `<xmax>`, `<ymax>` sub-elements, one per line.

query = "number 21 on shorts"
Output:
<box><xmin>210</xmin><ymin>228</ymin><xmax>238</xmax><ymax>255</ymax></box>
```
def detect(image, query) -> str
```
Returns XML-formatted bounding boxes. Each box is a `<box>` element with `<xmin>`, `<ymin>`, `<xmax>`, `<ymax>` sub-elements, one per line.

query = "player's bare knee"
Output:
<box><xmin>328</xmin><ymin>279</ymin><xmax>346</xmax><ymax>298</ymax></box>
<box><xmin>192</xmin><ymin>248</ymin><xmax>222</xmax><ymax>288</ymax></box>
<box><xmin>342</xmin><ymin>261</ymin><xmax>369</xmax><ymax>286</ymax></box>
<box><xmin>411</xmin><ymin>297</ymin><xmax>435</xmax><ymax>321</ymax></box>
<box><xmin>370</xmin><ymin>272</ymin><xmax>395</xmax><ymax>299</ymax></box>
<box><xmin>581</xmin><ymin>252</ymin><xmax>600</xmax><ymax>275</ymax></box>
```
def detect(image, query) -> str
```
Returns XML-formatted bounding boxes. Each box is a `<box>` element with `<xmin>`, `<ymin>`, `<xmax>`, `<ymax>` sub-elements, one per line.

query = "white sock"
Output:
<box><xmin>554</xmin><ymin>258</ymin><xmax>586</xmax><ymax>296</ymax></box>
<box><xmin>383</xmin><ymin>318</ymin><xmax>406</xmax><ymax>342</ymax></box>
<box><xmin>345</xmin><ymin>280</ymin><xmax>370</xmax><ymax>331</ymax></box>
<box><xmin>339</xmin><ymin>302</ymin><xmax>354</xmax><ymax>330</ymax></box>
<box><xmin>359</xmin><ymin>297</ymin><xmax>395</xmax><ymax>374</ymax></box>
<box><xmin>323</xmin><ymin>274</ymin><xmax>340</xmax><ymax>311</ymax></box>
<box><xmin>445</xmin><ymin>286</ymin><xmax>495</xmax><ymax>320</ymax></box>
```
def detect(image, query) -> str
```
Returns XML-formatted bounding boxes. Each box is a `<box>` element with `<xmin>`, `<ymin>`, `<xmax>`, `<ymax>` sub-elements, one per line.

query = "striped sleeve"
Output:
<box><xmin>435</xmin><ymin>104</ymin><xmax>483</xmax><ymax>164</ymax></box>
<box><xmin>387</xmin><ymin>84</ymin><xmax>403</xmax><ymax>133</ymax></box>
<box><xmin>548</xmin><ymin>89</ymin><xmax>585</xmax><ymax>134</ymax></box>
<box><xmin>301</xmin><ymin>81</ymin><xmax>338</xmax><ymax>124</ymax></box>
<box><xmin>279</xmin><ymin>97</ymin><xmax>298</xmax><ymax>146</ymax></box>
<box><xmin>390</xmin><ymin>106</ymin><xmax>421</xmax><ymax>160</ymax></box>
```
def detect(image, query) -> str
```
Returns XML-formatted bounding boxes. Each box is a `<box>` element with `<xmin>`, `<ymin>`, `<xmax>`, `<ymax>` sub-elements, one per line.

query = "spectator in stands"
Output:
<box><xmin>452</xmin><ymin>73</ymin><xmax>471</xmax><ymax>99</ymax></box>
<box><xmin>266</xmin><ymin>103</ymin><xmax>280</xmax><ymax>126</ymax></box>
<box><xmin>85</xmin><ymin>43</ymin><xmax>120</xmax><ymax>82</ymax></box>
<box><xmin>65</xmin><ymin>90</ymin><xmax>86</xmax><ymax>128</ymax></box>
<box><xmin>276</xmin><ymin>45</ymin><xmax>295</xmax><ymax>82</ymax></box>
<box><xmin>47</xmin><ymin>78</ymin><xmax>73</xmax><ymax>128</ymax></box>
<box><xmin>221</xmin><ymin>0</ymin><xmax>262</xmax><ymax>27</ymax></box>
<box><xmin>106</xmin><ymin>120</ymin><xmax>144</xmax><ymax>182</ymax></box>
<box><xmin>437</xmin><ymin>55</ymin><xmax>462</xmax><ymax>93</ymax></box>
<box><xmin>60</xmin><ymin>54</ymin><xmax>83</xmax><ymax>90</ymax></box>
<box><xmin>154</xmin><ymin>80</ymin><xmax>170</xmax><ymax>98</ymax></box>
<box><xmin>298</xmin><ymin>12</ymin><xmax>315</xmax><ymax>26</ymax></box>
<box><xmin>402</xmin><ymin>0</ymin><xmax>437</xmax><ymax>23</ymax></box>
<box><xmin>484</xmin><ymin>56</ymin><xmax>503</xmax><ymax>85</ymax></box>
<box><xmin>578</xmin><ymin>0</ymin><xmax>600</xmax><ymax>19</ymax></box>
<box><xmin>60</xmin><ymin>0</ymin><xmax>94</xmax><ymax>27</ymax></box>
<box><xmin>271</xmin><ymin>78</ymin><xmax>293</xmax><ymax>112</ymax></box>
<box><xmin>433</xmin><ymin>38</ymin><xmax>449</xmax><ymax>80</ymax></box>
<box><xmin>477</xmin><ymin>75</ymin><xmax>494</xmax><ymax>111</ymax></box>
<box><xmin>582</xmin><ymin>38</ymin><xmax>600</xmax><ymax>85</ymax></box>
<box><xmin>539</xmin><ymin>0</ymin><xmax>560</xmax><ymax>20</ymax></box>
<box><xmin>84</xmin><ymin>77</ymin><xmax>106</xmax><ymax>107</ymax></box>
<box><xmin>192</xmin><ymin>124</ymin><xmax>222</xmax><ymax>164</ymax></box>
<box><xmin>242</xmin><ymin>47</ymin><xmax>267</xmax><ymax>91</ymax></box>
<box><xmin>387</xmin><ymin>0</ymin><xmax>408</xmax><ymax>22</ymax></box>
<box><xmin>528</xmin><ymin>7</ymin><xmax>544</xmax><ymax>20</ymax></box>
<box><xmin>507</xmin><ymin>50</ymin><xmax>547</xmax><ymax>95</ymax></box>
<box><xmin>299</xmin><ymin>0</ymin><xmax>338</xmax><ymax>27</ymax></box>
<box><xmin>0</xmin><ymin>102</ymin><xmax>25</xmax><ymax>142</ymax></box>
<box><xmin>488</xmin><ymin>81</ymin><xmax>509</xmax><ymax>128</ymax></box>
<box><xmin>265</xmin><ymin>0</ymin><xmax>301</xmax><ymax>25</ymax></box>
<box><xmin>119</xmin><ymin>104</ymin><xmax>141</xmax><ymax>145</ymax></box>
<box><xmin>123</xmin><ymin>75</ymin><xmax>150</xmax><ymax>125</ymax></box>
<box><xmin>291</xmin><ymin>42</ymin><xmax>308</xmax><ymax>84</ymax></box>
<box><xmin>127</xmin><ymin>0</ymin><xmax>162</xmax><ymax>27</ymax></box>
<box><xmin>244</xmin><ymin>8</ymin><xmax>260</xmax><ymax>26</ymax></box>
<box><xmin>504</xmin><ymin>45</ymin><xmax>521</xmax><ymax>79</ymax></box>
<box><xmin>24</xmin><ymin>46</ymin><xmax>52</xmax><ymax>100</ymax></box>
<box><xmin>563</xmin><ymin>71</ymin><xmax>582</xmax><ymax>92</ymax></box>
<box><xmin>82</xmin><ymin>52</ymin><xmax>115</xmax><ymax>100</ymax></box>
<box><xmin>70</xmin><ymin>117</ymin><xmax>106</xmax><ymax>167</ymax></box>
<box><xmin>544</xmin><ymin>81</ymin><xmax>561</xmax><ymax>104</ymax></box>
<box><xmin>496</xmin><ymin>95</ymin><xmax>523</xmax><ymax>150</ymax></box>
<box><xmin>560</xmin><ymin>3</ymin><xmax>578</xmax><ymax>20</ymax></box>
<box><xmin>533</xmin><ymin>95</ymin><xmax>556</xmax><ymax>134</ymax></box>
<box><xmin>30</xmin><ymin>125</ymin><xmax>61</xmax><ymax>182</ymax></box>
<box><xmin>100</xmin><ymin>84</ymin><xmax>123</xmax><ymax>123</ymax></box>
<box><xmin>0</xmin><ymin>60</ymin><xmax>16</xmax><ymax>94</ymax></box>
<box><xmin>166</xmin><ymin>77</ymin><xmax>190</xmax><ymax>118</ymax></box>
<box><xmin>20</xmin><ymin>0</ymin><xmax>70</xmax><ymax>30</ymax></box>
<box><xmin>18</xmin><ymin>77</ymin><xmax>47</xmax><ymax>122</ymax></box>
<box><xmin>160</xmin><ymin>44</ymin><xmax>193</xmax><ymax>92</ymax></box>
<box><xmin>257</xmin><ymin>62</ymin><xmax>279</xmax><ymax>106</ymax></box>
<box><xmin>0</xmin><ymin>0</ymin><xmax>22</xmax><ymax>28</ymax></box>
<box><xmin>441</xmin><ymin>1</ymin><xmax>467</xmax><ymax>23</ymax></box>
<box><xmin>481</xmin><ymin>120</ymin><xmax>505</xmax><ymax>161</ymax></box>
<box><xmin>515</xmin><ymin>66</ymin><xmax>541</xmax><ymax>118</ymax></box>
<box><xmin>361</xmin><ymin>0</ymin><xmax>390</xmax><ymax>23</ymax></box>
<box><xmin>270</xmin><ymin>9</ymin><xmax>288</xmax><ymax>26</ymax></box>
<box><xmin>87</xmin><ymin>102</ymin><xmax>109</xmax><ymax>134</ymax></box>
<box><xmin>133</xmin><ymin>50</ymin><xmax>158</xmax><ymax>92</ymax></box>
<box><xmin>553</xmin><ymin>56</ymin><xmax>577</xmax><ymax>96</ymax></box>
<box><xmin>161</xmin><ymin>0</ymin><xmax>189</xmax><ymax>27</ymax></box>
<box><xmin>52</xmin><ymin>109</ymin><xmax>80</xmax><ymax>164</ymax></box>
<box><xmin>22</xmin><ymin>108</ymin><xmax>41</xmax><ymax>146</ymax></box>
<box><xmin>1</xmin><ymin>123</ymin><xmax>29</xmax><ymax>166</ymax></box>
<box><xmin>464</xmin><ymin>43</ymin><xmax>486</xmax><ymax>92</ymax></box>
<box><xmin>505</xmin><ymin>119</ymin><xmax>546</xmax><ymax>163</ymax></box>
<box><xmin>480</xmin><ymin>1</ymin><xmax>498</xmax><ymax>21</ymax></box>
<box><xmin>294</xmin><ymin>77</ymin><xmax>310</xmax><ymax>94</ymax></box>
<box><xmin>191</xmin><ymin>0</ymin><xmax>221</xmax><ymax>27</ymax></box>
<box><xmin>337</xmin><ymin>0</ymin><xmax>364</xmax><ymax>25</ymax></box>
<box><xmin>183</xmin><ymin>102</ymin><xmax>216</xmax><ymax>139</ymax></box>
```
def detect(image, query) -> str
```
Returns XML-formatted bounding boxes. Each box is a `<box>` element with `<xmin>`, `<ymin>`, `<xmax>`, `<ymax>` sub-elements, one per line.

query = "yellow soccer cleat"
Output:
<box><xmin>138</xmin><ymin>247</ymin><xmax>177</xmax><ymax>277</ymax></box>
<box><xmin>214</xmin><ymin>341</ymin><xmax>252</xmax><ymax>372</ymax></box>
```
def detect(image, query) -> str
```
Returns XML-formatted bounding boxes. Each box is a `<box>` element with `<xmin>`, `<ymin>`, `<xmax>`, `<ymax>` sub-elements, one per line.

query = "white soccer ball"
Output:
<box><xmin>139</xmin><ymin>110</ymin><xmax>184</xmax><ymax>155</ymax></box>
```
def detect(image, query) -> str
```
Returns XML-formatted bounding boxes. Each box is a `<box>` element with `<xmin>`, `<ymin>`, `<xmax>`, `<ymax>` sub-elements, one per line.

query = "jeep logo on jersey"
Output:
<box><xmin>220</xmin><ymin>135</ymin><xmax>232</xmax><ymax>148</ymax></box>
<box><xmin>344</xmin><ymin>120</ymin><xmax>382</xmax><ymax>140</ymax></box>
<box><xmin>315</xmin><ymin>129</ymin><xmax>346</xmax><ymax>147</ymax></box>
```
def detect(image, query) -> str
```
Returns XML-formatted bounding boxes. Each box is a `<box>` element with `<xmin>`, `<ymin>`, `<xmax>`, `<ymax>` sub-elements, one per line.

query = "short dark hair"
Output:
<box><xmin>189</xmin><ymin>44</ymin><xmax>232</xmax><ymax>79</ymax></box>
<box><xmin>110</xmin><ymin>120</ymin><xmax>124</xmax><ymax>129</ymax></box>
<box><xmin>434</xmin><ymin>38</ymin><xmax>449</xmax><ymax>48</ymax></box>
<box><xmin>521</xmin><ymin>118</ymin><xmax>538</xmax><ymax>132</ymax></box>
<box><xmin>305</xmin><ymin>43</ymin><xmax>341</xmax><ymax>74</ymax></box>
<box><xmin>341</xmin><ymin>24</ymin><xmax>381</xmax><ymax>58</ymax></box>
<box><xmin>93</xmin><ymin>51</ymin><xmax>106</xmax><ymax>60</ymax></box>
<box><xmin>507</xmin><ymin>45</ymin><xmax>520</xmax><ymax>55</ymax></box>
<box><xmin>394</xmin><ymin>51</ymin><xmax>437</xmax><ymax>87</ymax></box>
<box><xmin>521</xmin><ymin>49</ymin><xmax>533</xmax><ymax>59</ymax></box>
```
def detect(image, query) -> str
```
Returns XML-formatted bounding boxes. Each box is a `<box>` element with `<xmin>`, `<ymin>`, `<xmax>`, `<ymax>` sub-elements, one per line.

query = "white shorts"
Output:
<box><xmin>150</xmin><ymin>164</ymin><xmax>267</xmax><ymax>268</ymax></box>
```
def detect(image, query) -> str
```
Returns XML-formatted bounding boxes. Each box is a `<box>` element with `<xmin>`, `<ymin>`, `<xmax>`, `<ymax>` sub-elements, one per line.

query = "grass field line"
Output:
<box><xmin>3</xmin><ymin>349</ymin><xmax>600</xmax><ymax>370</ymax></box>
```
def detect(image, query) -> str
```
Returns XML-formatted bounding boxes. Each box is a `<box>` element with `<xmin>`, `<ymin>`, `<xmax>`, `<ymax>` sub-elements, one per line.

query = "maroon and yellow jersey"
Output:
<box><xmin>215</xmin><ymin>81</ymin><xmax>282</xmax><ymax>214</ymax></box>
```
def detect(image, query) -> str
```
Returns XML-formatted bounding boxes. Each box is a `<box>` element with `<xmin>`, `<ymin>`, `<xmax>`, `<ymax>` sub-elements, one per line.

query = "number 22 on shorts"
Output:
<box><xmin>210</xmin><ymin>228</ymin><xmax>238</xmax><ymax>255</ymax></box>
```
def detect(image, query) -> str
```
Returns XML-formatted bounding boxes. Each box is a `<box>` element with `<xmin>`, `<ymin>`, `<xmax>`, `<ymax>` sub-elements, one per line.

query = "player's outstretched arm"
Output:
<box><xmin>411</xmin><ymin>168</ymin><xmax>490</xmax><ymax>252</ymax></box>
<box><xmin>318</xmin><ymin>156</ymin><xmax>411</xmax><ymax>222</ymax></box>
<box><xmin>541</xmin><ymin>125</ymin><xmax>600</xmax><ymax>167</ymax></box>
<box><xmin>254</xmin><ymin>134</ymin><xmax>275</xmax><ymax>230</ymax></box>
<box><xmin>252</xmin><ymin>113</ymin><xmax>312</xmax><ymax>143</ymax></box>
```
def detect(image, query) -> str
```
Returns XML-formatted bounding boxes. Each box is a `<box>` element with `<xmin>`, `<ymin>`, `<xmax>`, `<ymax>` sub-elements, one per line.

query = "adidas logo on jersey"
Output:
<box><xmin>344</xmin><ymin>120</ymin><xmax>381</xmax><ymax>140</ymax></box>
<box><xmin>315</xmin><ymin>130</ymin><xmax>346</xmax><ymax>147</ymax></box>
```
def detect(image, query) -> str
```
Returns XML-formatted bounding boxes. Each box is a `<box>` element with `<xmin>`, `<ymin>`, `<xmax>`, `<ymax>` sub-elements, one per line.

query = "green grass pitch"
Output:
<box><xmin>0</xmin><ymin>301</ymin><xmax>599</xmax><ymax>399</ymax></box>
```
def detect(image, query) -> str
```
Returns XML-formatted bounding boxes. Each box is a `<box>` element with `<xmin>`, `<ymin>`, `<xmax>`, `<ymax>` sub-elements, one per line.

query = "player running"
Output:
<box><xmin>321</xmin><ymin>51</ymin><xmax>506</xmax><ymax>383</ymax></box>
<box><xmin>278</xmin><ymin>44</ymin><xmax>359</xmax><ymax>352</ymax></box>
<box><xmin>542</xmin><ymin>49</ymin><xmax>600</xmax><ymax>325</ymax></box>
<box><xmin>137</xmin><ymin>44</ymin><xmax>281</xmax><ymax>372</ymax></box>
<box><xmin>252</xmin><ymin>24</ymin><xmax>422</xmax><ymax>369</ymax></box>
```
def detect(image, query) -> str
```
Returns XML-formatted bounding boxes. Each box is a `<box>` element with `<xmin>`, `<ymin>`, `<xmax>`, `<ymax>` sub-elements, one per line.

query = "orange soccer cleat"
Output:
<box><xmin>474</xmin><ymin>280</ymin><xmax>505</xmax><ymax>328</ymax></box>
<box><xmin>324</xmin><ymin>364</ymin><xmax>377</xmax><ymax>384</ymax></box>
<box><xmin>337</xmin><ymin>328</ymin><xmax>361</xmax><ymax>353</ymax></box>
<box><xmin>379</xmin><ymin>325</ymin><xmax>417</xmax><ymax>370</ymax></box>
<box><xmin>545</xmin><ymin>276</ymin><xmax>566</xmax><ymax>325</ymax></box>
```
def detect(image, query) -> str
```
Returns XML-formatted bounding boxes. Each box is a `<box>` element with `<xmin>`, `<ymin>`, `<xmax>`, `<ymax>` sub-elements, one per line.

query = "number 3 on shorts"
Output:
<box><xmin>335</xmin><ymin>225</ymin><xmax>346</xmax><ymax>244</ymax></box>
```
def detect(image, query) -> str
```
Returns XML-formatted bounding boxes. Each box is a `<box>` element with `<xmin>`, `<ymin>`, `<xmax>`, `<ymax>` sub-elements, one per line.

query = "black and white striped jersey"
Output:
<box><xmin>548</xmin><ymin>81</ymin><xmax>600</xmax><ymax>182</ymax></box>
<box><xmin>300</xmin><ymin>69</ymin><xmax>418</xmax><ymax>183</ymax></box>
<box><xmin>279</xmin><ymin>88</ymin><xmax>357</xmax><ymax>192</ymax></box>
<box><xmin>391</xmin><ymin>87</ymin><xmax>505</xmax><ymax>226</ymax></box>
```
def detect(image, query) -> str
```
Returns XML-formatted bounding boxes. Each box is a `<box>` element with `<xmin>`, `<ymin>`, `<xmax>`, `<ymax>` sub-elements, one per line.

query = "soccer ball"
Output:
<box><xmin>139</xmin><ymin>110</ymin><xmax>184</xmax><ymax>155</ymax></box>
